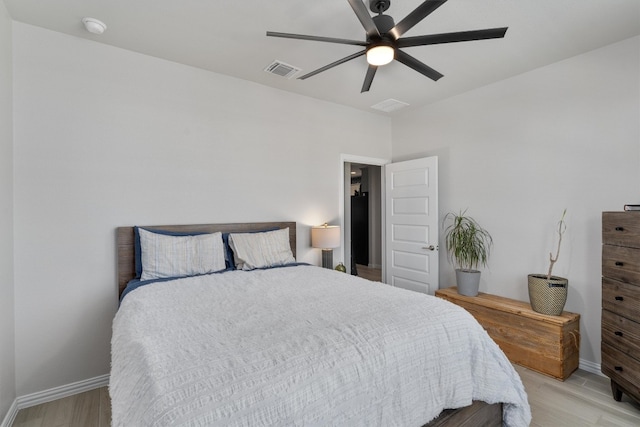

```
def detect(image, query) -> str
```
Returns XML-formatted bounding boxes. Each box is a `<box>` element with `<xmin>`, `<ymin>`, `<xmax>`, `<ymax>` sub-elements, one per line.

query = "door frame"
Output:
<box><xmin>339</xmin><ymin>154</ymin><xmax>390</xmax><ymax>278</ymax></box>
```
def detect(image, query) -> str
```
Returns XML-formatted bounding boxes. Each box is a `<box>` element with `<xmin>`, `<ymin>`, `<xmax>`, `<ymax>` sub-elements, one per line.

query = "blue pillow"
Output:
<box><xmin>134</xmin><ymin>227</ymin><xmax>232</xmax><ymax>278</ymax></box>
<box><xmin>221</xmin><ymin>232</ymin><xmax>234</xmax><ymax>271</ymax></box>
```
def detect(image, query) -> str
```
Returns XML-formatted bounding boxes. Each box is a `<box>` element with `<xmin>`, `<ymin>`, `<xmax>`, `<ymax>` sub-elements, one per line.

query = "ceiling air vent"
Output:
<box><xmin>371</xmin><ymin>98</ymin><xmax>410</xmax><ymax>113</ymax></box>
<box><xmin>264</xmin><ymin>60</ymin><xmax>301</xmax><ymax>79</ymax></box>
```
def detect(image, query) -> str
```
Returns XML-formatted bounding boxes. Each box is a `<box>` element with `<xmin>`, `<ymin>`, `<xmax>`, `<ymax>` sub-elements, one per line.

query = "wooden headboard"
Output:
<box><xmin>116</xmin><ymin>221</ymin><xmax>297</xmax><ymax>297</ymax></box>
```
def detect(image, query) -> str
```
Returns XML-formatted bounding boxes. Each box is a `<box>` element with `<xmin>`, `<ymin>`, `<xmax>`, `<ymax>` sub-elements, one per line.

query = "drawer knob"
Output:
<box><xmin>615</xmin><ymin>296</ymin><xmax>624</xmax><ymax>301</ymax></box>
<box><xmin>615</xmin><ymin>226</ymin><xmax>625</xmax><ymax>231</ymax></box>
<box><xmin>615</xmin><ymin>331</ymin><xmax>624</xmax><ymax>337</ymax></box>
<box><xmin>615</xmin><ymin>366</ymin><xmax>624</xmax><ymax>372</ymax></box>
<box><xmin>615</xmin><ymin>261</ymin><xmax>624</xmax><ymax>266</ymax></box>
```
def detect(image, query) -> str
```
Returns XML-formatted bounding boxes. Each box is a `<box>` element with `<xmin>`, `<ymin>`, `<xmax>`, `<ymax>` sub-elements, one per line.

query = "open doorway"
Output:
<box><xmin>345</xmin><ymin>162</ymin><xmax>382</xmax><ymax>282</ymax></box>
<box><xmin>340</xmin><ymin>155</ymin><xmax>439</xmax><ymax>292</ymax></box>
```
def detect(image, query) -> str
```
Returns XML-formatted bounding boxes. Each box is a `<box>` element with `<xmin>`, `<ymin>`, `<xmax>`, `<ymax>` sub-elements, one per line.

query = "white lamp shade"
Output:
<box><xmin>311</xmin><ymin>225</ymin><xmax>340</xmax><ymax>249</ymax></box>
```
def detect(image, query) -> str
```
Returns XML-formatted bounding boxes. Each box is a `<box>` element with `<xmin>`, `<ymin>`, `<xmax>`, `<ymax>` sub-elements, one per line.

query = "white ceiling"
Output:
<box><xmin>4</xmin><ymin>0</ymin><xmax>640</xmax><ymax>115</ymax></box>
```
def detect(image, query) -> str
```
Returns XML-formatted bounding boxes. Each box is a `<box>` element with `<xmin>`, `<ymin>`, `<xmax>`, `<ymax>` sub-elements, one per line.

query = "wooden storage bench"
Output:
<box><xmin>435</xmin><ymin>287</ymin><xmax>580</xmax><ymax>381</ymax></box>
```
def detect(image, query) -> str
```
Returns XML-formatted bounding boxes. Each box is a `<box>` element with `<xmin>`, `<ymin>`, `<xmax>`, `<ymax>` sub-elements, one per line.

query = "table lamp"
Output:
<box><xmin>311</xmin><ymin>223</ymin><xmax>340</xmax><ymax>269</ymax></box>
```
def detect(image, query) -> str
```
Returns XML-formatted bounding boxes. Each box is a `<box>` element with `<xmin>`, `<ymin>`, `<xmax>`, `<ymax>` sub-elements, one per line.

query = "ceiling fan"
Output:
<box><xmin>267</xmin><ymin>0</ymin><xmax>508</xmax><ymax>93</ymax></box>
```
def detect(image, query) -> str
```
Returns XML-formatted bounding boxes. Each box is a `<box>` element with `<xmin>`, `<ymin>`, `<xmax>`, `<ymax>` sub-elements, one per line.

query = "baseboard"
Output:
<box><xmin>16</xmin><ymin>374</ymin><xmax>109</xmax><ymax>412</ymax></box>
<box><xmin>579</xmin><ymin>358</ymin><xmax>604</xmax><ymax>377</ymax></box>
<box><xmin>1</xmin><ymin>374</ymin><xmax>109</xmax><ymax>426</ymax></box>
<box><xmin>0</xmin><ymin>399</ymin><xmax>18</xmax><ymax>427</ymax></box>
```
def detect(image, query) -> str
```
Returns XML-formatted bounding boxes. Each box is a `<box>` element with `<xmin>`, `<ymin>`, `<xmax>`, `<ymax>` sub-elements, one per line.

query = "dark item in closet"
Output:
<box><xmin>351</xmin><ymin>193</ymin><xmax>369</xmax><ymax>266</ymax></box>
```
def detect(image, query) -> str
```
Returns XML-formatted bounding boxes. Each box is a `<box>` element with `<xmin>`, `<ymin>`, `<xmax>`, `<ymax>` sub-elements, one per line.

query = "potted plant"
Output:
<box><xmin>443</xmin><ymin>210</ymin><xmax>493</xmax><ymax>296</ymax></box>
<box><xmin>528</xmin><ymin>209</ymin><xmax>568</xmax><ymax>315</ymax></box>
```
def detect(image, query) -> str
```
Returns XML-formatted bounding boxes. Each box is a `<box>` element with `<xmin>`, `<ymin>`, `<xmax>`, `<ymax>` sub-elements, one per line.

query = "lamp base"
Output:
<box><xmin>321</xmin><ymin>249</ymin><xmax>333</xmax><ymax>269</ymax></box>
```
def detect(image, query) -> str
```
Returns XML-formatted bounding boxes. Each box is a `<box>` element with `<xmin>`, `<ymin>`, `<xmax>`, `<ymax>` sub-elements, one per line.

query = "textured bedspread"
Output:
<box><xmin>111</xmin><ymin>265</ymin><xmax>531</xmax><ymax>426</ymax></box>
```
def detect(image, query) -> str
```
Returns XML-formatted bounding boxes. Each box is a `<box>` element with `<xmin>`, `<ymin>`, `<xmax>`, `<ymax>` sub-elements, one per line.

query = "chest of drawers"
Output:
<box><xmin>602</xmin><ymin>211</ymin><xmax>640</xmax><ymax>403</ymax></box>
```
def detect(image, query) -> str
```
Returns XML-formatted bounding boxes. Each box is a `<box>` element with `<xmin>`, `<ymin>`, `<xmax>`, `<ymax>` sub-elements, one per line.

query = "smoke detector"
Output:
<box><xmin>82</xmin><ymin>17</ymin><xmax>107</xmax><ymax>35</ymax></box>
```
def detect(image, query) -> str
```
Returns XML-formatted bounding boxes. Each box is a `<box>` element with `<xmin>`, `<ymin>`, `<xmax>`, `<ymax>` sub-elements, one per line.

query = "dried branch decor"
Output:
<box><xmin>546</xmin><ymin>209</ymin><xmax>567</xmax><ymax>281</ymax></box>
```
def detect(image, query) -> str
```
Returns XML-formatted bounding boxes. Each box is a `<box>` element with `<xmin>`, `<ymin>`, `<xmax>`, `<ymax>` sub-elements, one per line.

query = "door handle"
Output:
<box><xmin>423</xmin><ymin>245</ymin><xmax>437</xmax><ymax>251</ymax></box>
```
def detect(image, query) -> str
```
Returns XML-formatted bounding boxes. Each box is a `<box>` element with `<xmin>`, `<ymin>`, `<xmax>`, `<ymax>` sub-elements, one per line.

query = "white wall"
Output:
<box><xmin>0</xmin><ymin>1</ymin><xmax>15</xmax><ymax>421</ymax></box>
<box><xmin>10</xmin><ymin>17</ymin><xmax>637</xmax><ymax>400</ymax></box>
<box><xmin>392</xmin><ymin>36</ymin><xmax>640</xmax><ymax>365</ymax></box>
<box><xmin>12</xmin><ymin>22</ymin><xmax>391</xmax><ymax>395</ymax></box>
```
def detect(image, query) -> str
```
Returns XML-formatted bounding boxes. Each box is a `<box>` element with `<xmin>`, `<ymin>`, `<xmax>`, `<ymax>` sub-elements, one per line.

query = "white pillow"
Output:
<box><xmin>229</xmin><ymin>228</ymin><xmax>295</xmax><ymax>271</ymax></box>
<box><xmin>139</xmin><ymin>229</ymin><xmax>227</xmax><ymax>280</ymax></box>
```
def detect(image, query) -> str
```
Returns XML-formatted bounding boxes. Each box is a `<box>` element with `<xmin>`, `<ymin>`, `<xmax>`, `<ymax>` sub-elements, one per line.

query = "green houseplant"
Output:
<box><xmin>443</xmin><ymin>210</ymin><xmax>493</xmax><ymax>296</ymax></box>
<box><xmin>528</xmin><ymin>209</ymin><xmax>568</xmax><ymax>315</ymax></box>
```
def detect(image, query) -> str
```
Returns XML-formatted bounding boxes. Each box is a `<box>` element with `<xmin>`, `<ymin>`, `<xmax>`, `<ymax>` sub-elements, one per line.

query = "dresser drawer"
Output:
<box><xmin>603</xmin><ymin>244</ymin><xmax>640</xmax><ymax>284</ymax></box>
<box><xmin>602</xmin><ymin>278</ymin><xmax>640</xmax><ymax>320</ymax></box>
<box><xmin>602</xmin><ymin>342</ymin><xmax>640</xmax><ymax>403</ymax></box>
<box><xmin>603</xmin><ymin>212</ymin><xmax>640</xmax><ymax>248</ymax></box>
<box><xmin>602</xmin><ymin>309</ymin><xmax>640</xmax><ymax>357</ymax></box>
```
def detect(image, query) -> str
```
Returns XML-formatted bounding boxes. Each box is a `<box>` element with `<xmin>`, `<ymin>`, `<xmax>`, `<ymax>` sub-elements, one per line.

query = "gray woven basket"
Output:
<box><xmin>528</xmin><ymin>274</ymin><xmax>568</xmax><ymax>315</ymax></box>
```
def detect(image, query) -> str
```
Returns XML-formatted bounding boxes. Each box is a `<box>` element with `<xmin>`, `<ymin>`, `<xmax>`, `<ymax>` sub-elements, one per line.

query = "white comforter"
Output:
<box><xmin>111</xmin><ymin>265</ymin><xmax>531</xmax><ymax>426</ymax></box>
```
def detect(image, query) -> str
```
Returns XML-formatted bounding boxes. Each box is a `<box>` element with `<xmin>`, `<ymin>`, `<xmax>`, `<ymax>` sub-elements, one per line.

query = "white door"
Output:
<box><xmin>385</xmin><ymin>157</ymin><xmax>439</xmax><ymax>294</ymax></box>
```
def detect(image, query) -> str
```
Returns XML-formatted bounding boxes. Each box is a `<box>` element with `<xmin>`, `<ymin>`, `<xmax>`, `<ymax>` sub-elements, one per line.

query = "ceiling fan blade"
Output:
<box><xmin>397</xmin><ymin>27</ymin><xmax>508</xmax><ymax>48</ymax></box>
<box><xmin>389</xmin><ymin>0</ymin><xmax>447</xmax><ymax>40</ymax></box>
<box><xmin>395</xmin><ymin>49</ymin><xmax>443</xmax><ymax>81</ymax></box>
<box><xmin>361</xmin><ymin>65</ymin><xmax>378</xmax><ymax>93</ymax></box>
<box><xmin>267</xmin><ymin>31</ymin><xmax>367</xmax><ymax>46</ymax></box>
<box><xmin>298</xmin><ymin>50</ymin><xmax>366</xmax><ymax>80</ymax></box>
<box><xmin>347</xmin><ymin>0</ymin><xmax>380</xmax><ymax>38</ymax></box>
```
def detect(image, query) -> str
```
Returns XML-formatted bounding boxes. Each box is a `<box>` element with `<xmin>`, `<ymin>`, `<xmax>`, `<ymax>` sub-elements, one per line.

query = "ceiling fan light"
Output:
<box><xmin>366</xmin><ymin>45</ymin><xmax>394</xmax><ymax>66</ymax></box>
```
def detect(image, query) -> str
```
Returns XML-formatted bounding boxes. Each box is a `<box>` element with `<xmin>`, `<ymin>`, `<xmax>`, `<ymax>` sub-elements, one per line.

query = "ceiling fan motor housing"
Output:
<box><xmin>372</xmin><ymin>14</ymin><xmax>395</xmax><ymax>34</ymax></box>
<box><xmin>369</xmin><ymin>0</ymin><xmax>391</xmax><ymax>13</ymax></box>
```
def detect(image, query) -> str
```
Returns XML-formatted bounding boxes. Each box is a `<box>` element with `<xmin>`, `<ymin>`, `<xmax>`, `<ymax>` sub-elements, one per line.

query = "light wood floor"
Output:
<box><xmin>12</xmin><ymin>387</ymin><xmax>110</xmax><ymax>427</ymax></box>
<box><xmin>515</xmin><ymin>364</ymin><xmax>640</xmax><ymax>426</ymax></box>
<box><xmin>12</xmin><ymin>366</ymin><xmax>640</xmax><ymax>426</ymax></box>
<box><xmin>355</xmin><ymin>264</ymin><xmax>382</xmax><ymax>282</ymax></box>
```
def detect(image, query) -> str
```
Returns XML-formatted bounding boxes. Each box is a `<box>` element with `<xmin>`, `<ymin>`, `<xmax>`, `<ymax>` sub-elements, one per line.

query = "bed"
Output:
<box><xmin>110</xmin><ymin>221</ymin><xmax>531</xmax><ymax>426</ymax></box>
